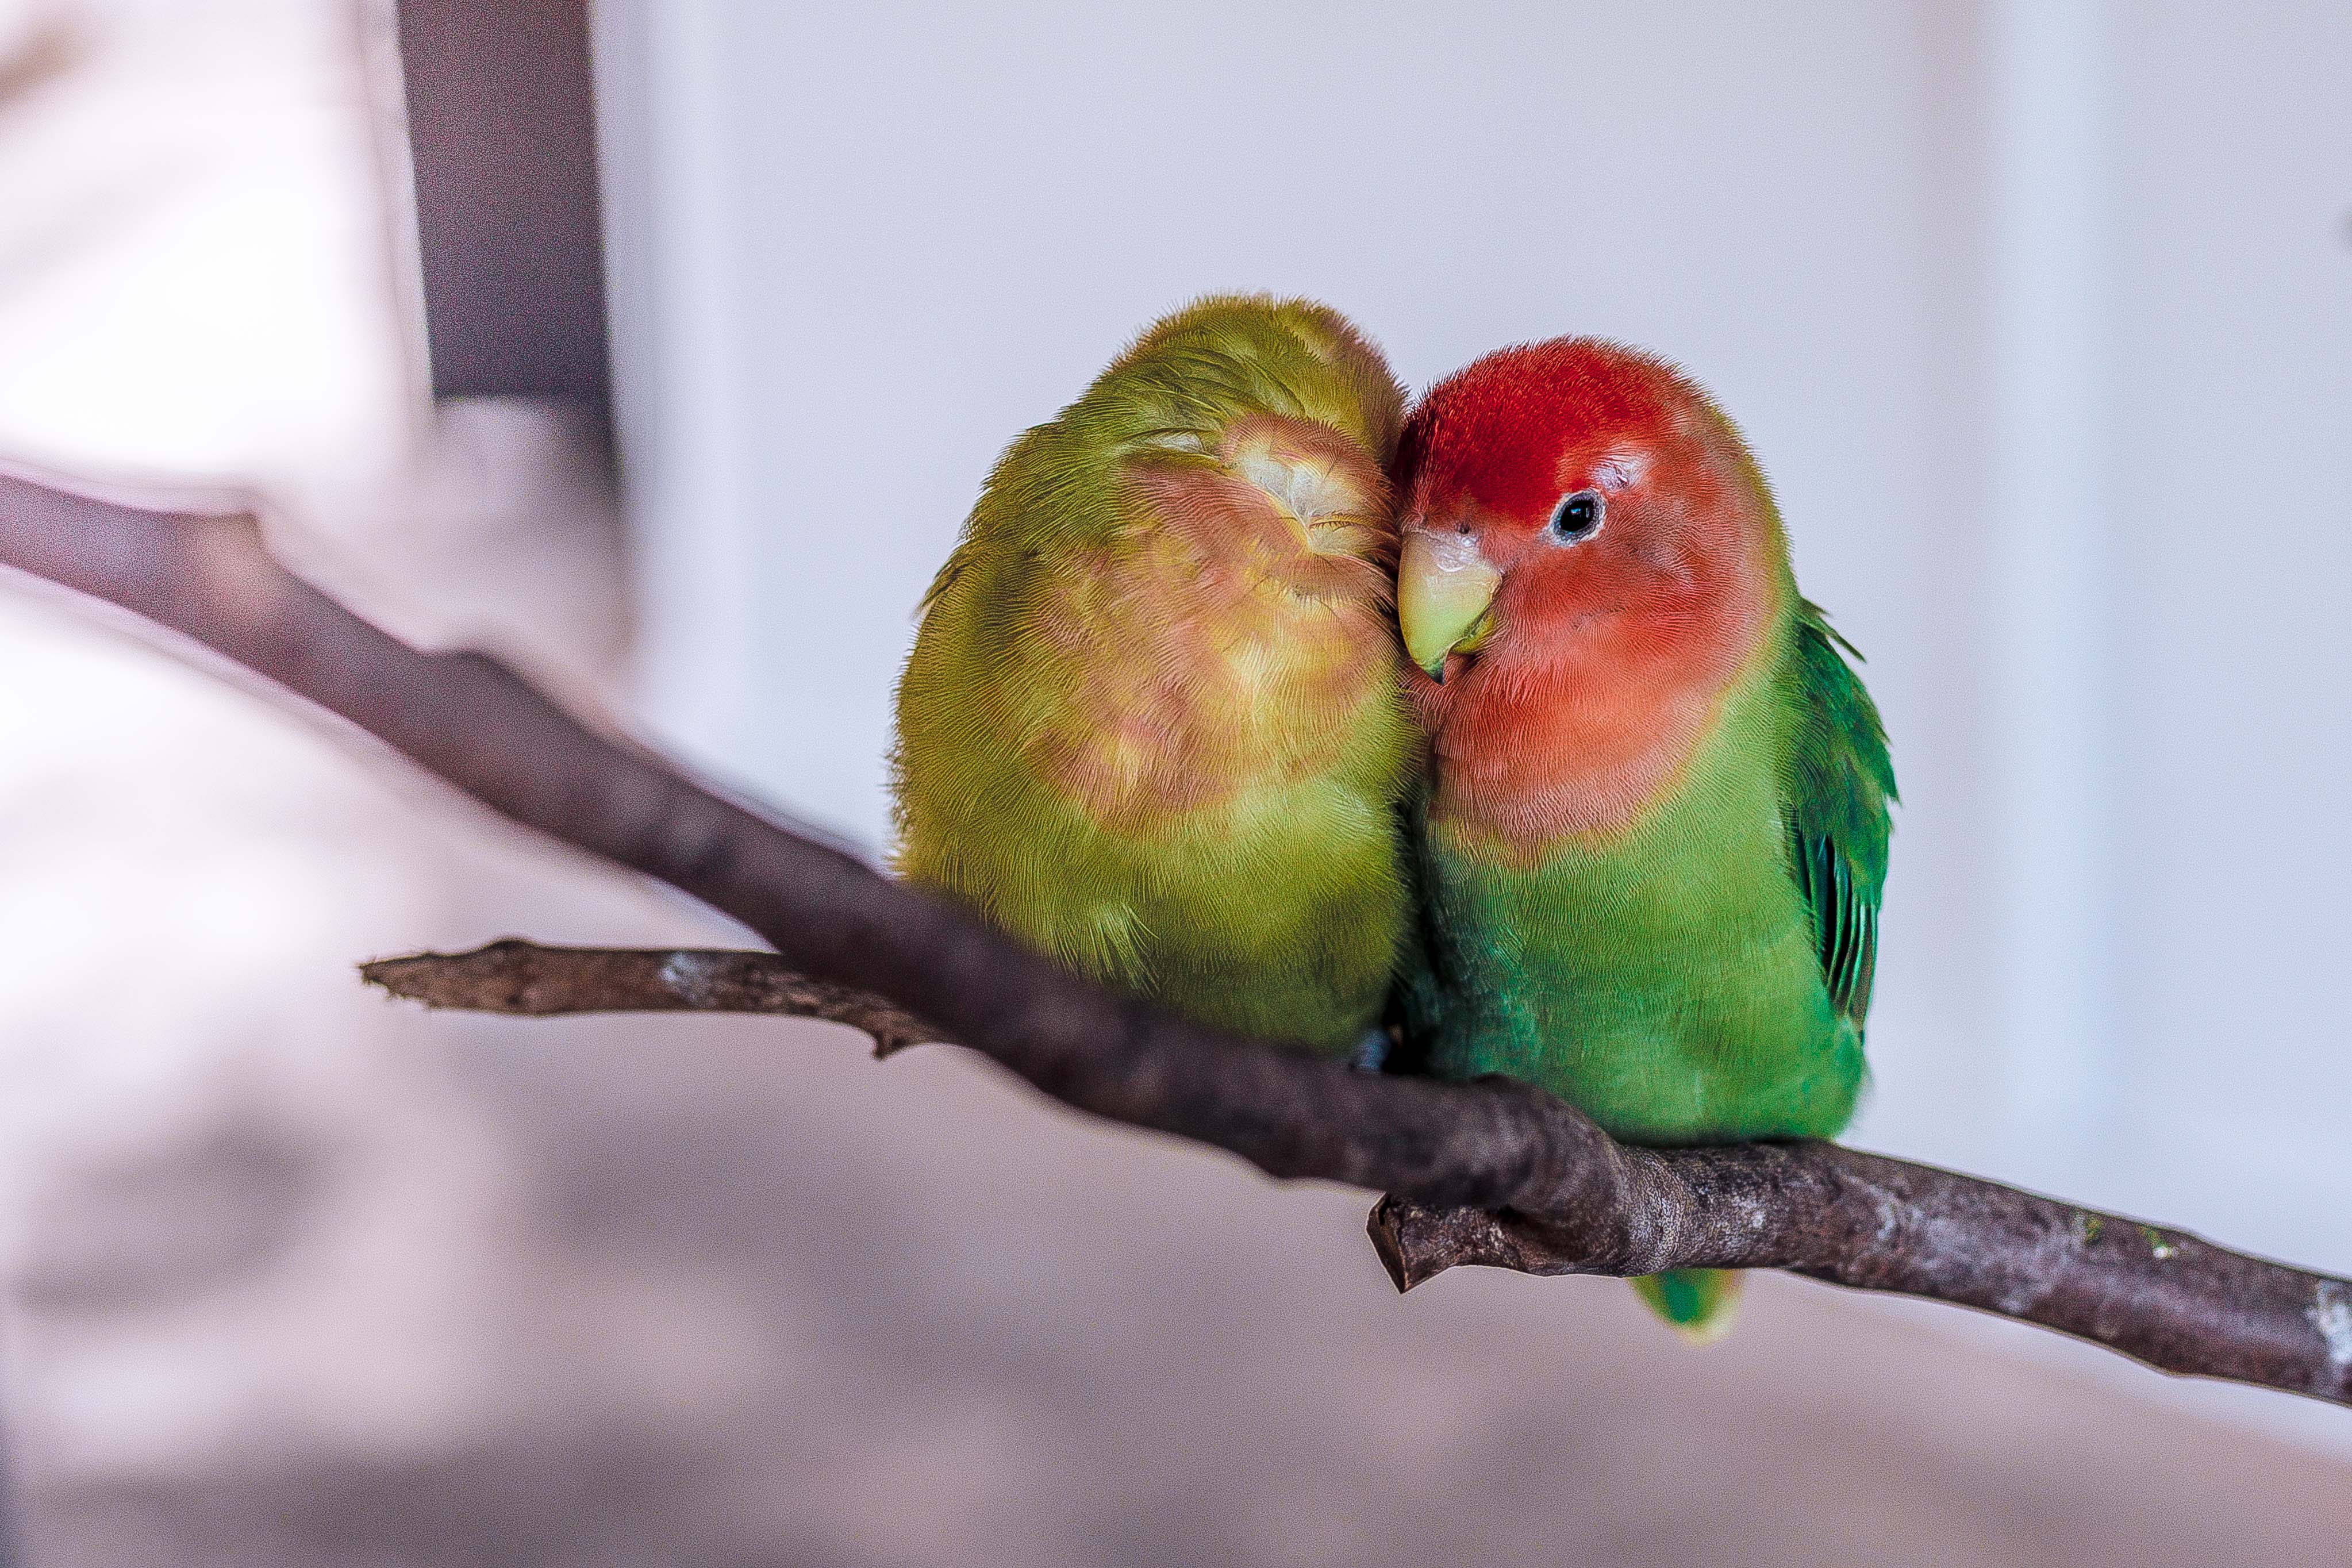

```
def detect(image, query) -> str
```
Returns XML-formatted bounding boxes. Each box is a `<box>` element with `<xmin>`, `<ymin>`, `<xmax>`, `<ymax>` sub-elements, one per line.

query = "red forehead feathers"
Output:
<box><xmin>1400</xmin><ymin>339</ymin><xmax>1711</xmax><ymax>518</ymax></box>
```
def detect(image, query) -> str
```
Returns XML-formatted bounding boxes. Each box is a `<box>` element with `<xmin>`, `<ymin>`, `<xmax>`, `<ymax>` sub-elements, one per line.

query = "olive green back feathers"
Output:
<box><xmin>891</xmin><ymin>296</ymin><xmax>1417</xmax><ymax>1054</ymax></box>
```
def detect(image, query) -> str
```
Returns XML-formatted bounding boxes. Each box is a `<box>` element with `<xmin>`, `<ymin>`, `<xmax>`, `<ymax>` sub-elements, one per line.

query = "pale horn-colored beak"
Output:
<box><xmin>1397</xmin><ymin>528</ymin><xmax>1502</xmax><ymax>681</ymax></box>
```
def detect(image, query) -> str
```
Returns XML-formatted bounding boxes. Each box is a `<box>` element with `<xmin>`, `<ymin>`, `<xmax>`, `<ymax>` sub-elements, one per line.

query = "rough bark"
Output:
<box><xmin>364</xmin><ymin>939</ymin><xmax>940</xmax><ymax>1056</ymax></box>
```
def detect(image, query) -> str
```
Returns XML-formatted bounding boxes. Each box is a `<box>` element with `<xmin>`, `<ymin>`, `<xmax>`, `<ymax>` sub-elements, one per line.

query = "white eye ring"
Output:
<box><xmin>1548</xmin><ymin>489</ymin><xmax>1605</xmax><ymax>543</ymax></box>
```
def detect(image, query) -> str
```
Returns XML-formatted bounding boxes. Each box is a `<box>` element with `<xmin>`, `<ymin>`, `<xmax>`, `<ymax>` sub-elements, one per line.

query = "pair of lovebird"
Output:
<box><xmin>893</xmin><ymin>296</ymin><xmax>1894</xmax><ymax>1338</ymax></box>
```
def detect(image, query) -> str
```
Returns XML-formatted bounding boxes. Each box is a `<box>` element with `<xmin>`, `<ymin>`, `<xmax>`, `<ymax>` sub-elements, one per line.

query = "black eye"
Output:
<box><xmin>1549</xmin><ymin>489</ymin><xmax>1604</xmax><ymax>541</ymax></box>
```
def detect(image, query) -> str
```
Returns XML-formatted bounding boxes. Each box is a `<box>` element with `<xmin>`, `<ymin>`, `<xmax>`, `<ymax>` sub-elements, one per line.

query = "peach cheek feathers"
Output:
<box><xmin>1415</xmin><ymin>522</ymin><xmax>1770</xmax><ymax>856</ymax></box>
<box><xmin>1027</xmin><ymin>432</ymin><xmax>1396</xmax><ymax>831</ymax></box>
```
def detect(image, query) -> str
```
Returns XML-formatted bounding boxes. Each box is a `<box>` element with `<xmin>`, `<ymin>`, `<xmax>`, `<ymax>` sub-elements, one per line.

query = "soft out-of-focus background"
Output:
<box><xmin>1</xmin><ymin>1</ymin><xmax>2347</xmax><ymax>1563</ymax></box>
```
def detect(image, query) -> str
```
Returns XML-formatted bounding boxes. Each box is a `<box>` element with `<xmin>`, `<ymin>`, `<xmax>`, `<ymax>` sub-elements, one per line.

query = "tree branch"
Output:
<box><xmin>363</xmin><ymin>939</ymin><xmax>942</xmax><ymax>1056</ymax></box>
<box><xmin>6</xmin><ymin>472</ymin><xmax>2350</xmax><ymax>1409</ymax></box>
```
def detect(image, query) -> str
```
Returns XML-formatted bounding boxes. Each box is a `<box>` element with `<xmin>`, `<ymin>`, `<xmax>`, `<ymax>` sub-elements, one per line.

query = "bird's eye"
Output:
<box><xmin>1549</xmin><ymin>489</ymin><xmax>1604</xmax><ymax>541</ymax></box>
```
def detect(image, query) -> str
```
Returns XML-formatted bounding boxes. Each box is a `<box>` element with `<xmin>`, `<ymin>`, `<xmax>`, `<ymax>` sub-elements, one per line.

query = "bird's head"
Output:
<box><xmin>1393</xmin><ymin>339</ymin><xmax>1780</xmax><ymax>698</ymax></box>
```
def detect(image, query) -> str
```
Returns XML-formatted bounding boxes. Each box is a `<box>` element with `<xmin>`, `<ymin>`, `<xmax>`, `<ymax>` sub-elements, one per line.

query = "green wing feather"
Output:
<box><xmin>1781</xmin><ymin>602</ymin><xmax>1897</xmax><ymax>1031</ymax></box>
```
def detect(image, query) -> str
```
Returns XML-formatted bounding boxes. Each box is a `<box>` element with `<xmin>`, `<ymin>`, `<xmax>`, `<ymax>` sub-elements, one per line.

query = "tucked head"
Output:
<box><xmin>1394</xmin><ymin>338</ymin><xmax>1790</xmax><ymax>842</ymax></box>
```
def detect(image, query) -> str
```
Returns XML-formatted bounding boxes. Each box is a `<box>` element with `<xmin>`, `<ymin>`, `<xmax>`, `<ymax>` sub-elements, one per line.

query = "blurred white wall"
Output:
<box><xmin>599</xmin><ymin>0</ymin><xmax>2352</xmax><ymax>1393</ymax></box>
<box><xmin>0</xmin><ymin>0</ymin><xmax>418</xmax><ymax>508</ymax></box>
<box><xmin>2105</xmin><ymin>2</ymin><xmax>2352</xmax><ymax>1264</ymax></box>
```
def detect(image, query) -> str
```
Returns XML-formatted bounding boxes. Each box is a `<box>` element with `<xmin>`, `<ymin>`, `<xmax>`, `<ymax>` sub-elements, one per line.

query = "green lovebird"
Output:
<box><xmin>1392</xmin><ymin>338</ymin><xmax>1896</xmax><ymax>1337</ymax></box>
<box><xmin>891</xmin><ymin>295</ymin><xmax>1419</xmax><ymax>1055</ymax></box>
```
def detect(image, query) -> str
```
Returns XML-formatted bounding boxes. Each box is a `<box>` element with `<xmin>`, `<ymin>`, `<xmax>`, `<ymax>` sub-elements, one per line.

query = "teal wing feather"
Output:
<box><xmin>1782</xmin><ymin>602</ymin><xmax>1897</xmax><ymax>1029</ymax></box>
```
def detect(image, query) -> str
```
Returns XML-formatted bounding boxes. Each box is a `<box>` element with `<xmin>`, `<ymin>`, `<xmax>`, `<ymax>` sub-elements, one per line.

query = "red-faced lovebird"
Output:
<box><xmin>1392</xmin><ymin>339</ymin><xmax>1895</xmax><ymax>1337</ymax></box>
<box><xmin>892</xmin><ymin>296</ymin><xmax>1419</xmax><ymax>1056</ymax></box>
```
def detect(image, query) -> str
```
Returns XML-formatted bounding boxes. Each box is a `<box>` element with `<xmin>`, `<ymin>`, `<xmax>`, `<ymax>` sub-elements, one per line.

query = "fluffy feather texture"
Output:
<box><xmin>892</xmin><ymin>295</ymin><xmax>1418</xmax><ymax>1052</ymax></box>
<box><xmin>1393</xmin><ymin>338</ymin><xmax>1896</xmax><ymax>1333</ymax></box>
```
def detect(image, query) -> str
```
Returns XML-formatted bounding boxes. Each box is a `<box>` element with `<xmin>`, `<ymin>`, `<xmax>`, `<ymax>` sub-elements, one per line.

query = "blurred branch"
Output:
<box><xmin>0</xmin><ymin>14</ymin><xmax>83</xmax><ymax>114</ymax></box>
<box><xmin>5</xmin><ymin>472</ymin><xmax>2351</xmax><ymax>1412</ymax></box>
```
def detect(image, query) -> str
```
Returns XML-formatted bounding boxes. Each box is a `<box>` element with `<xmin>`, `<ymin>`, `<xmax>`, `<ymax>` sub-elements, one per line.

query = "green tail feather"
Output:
<box><xmin>1630</xmin><ymin>1268</ymin><xmax>1744</xmax><ymax>1342</ymax></box>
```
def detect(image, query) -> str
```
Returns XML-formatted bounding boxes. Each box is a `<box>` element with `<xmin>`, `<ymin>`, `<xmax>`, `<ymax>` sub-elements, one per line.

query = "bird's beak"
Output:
<box><xmin>1398</xmin><ymin>528</ymin><xmax>1502</xmax><ymax>681</ymax></box>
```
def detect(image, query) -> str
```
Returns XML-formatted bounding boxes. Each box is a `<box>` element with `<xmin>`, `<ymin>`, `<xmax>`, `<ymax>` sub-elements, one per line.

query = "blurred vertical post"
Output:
<box><xmin>1987</xmin><ymin>0</ymin><xmax>2121</xmax><ymax>1189</ymax></box>
<box><xmin>393</xmin><ymin>0</ymin><xmax>613</xmax><ymax>444</ymax></box>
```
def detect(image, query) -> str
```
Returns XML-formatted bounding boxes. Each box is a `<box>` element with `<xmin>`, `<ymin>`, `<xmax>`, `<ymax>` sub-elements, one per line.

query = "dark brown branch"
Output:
<box><xmin>363</xmin><ymin>939</ymin><xmax>942</xmax><ymax>1056</ymax></box>
<box><xmin>6</xmin><ymin>473</ymin><xmax>2350</xmax><ymax>1409</ymax></box>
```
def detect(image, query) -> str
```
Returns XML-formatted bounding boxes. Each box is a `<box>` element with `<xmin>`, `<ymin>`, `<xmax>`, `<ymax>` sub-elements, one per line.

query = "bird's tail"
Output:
<box><xmin>1630</xmin><ymin>1269</ymin><xmax>1744</xmax><ymax>1342</ymax></box>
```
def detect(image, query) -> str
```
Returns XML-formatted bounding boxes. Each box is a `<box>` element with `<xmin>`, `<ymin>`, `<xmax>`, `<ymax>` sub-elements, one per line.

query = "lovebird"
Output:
<box><xmin>892</xmin><ymin>295</ymin><xmax>1419</xmax><ymax>1055</ymax></box>
<box><xmin>1392</xmin><ymin>339</ymin><xmax>1895</xmax><ymax>1337</ymax></box>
